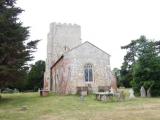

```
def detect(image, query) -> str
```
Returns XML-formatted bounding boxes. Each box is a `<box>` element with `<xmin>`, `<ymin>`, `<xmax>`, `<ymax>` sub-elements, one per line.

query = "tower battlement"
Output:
<box><xmin>50</xmin><ymin>22</ymin><xmax>80</xmax><ymax>29</ymax></box>
<box><xmin>49</xmin><ymin>22</ymin><xmax>81</xmax><ymax>34</ymax></box>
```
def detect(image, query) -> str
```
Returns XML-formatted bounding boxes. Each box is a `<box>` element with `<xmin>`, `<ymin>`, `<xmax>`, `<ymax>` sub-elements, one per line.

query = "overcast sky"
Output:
<box><xmin>17</xmin><ymin>0</ymin><xmax>160</xmax><ymax>69</ymax></box>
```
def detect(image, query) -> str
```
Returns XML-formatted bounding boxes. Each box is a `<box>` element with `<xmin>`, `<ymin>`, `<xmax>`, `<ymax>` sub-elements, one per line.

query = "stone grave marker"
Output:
<box><xmin>147</xmin><ymin>88</ymin><xmax>151</xmax><ymax>97</ymax></box>
<box><xmin>140</xmin><ymin>86</ymin><xmax>146</xmax><ymax>97</ymax></box>
<box><xmin>129</xmin><ymin>89</ymin><xmax>135</xmax><ymax>99</ymax></box>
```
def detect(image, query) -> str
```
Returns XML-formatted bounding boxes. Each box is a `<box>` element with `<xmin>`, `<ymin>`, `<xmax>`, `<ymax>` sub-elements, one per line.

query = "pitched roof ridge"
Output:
<box><xmin>85</xmin><ymin>41</ymin><xmax>111</xmax><ymax>56</ymax></box>
<box><xmin>65</xmin><ymin>41</ymin><xmax>110</xmax><ymax>56</ymax></box>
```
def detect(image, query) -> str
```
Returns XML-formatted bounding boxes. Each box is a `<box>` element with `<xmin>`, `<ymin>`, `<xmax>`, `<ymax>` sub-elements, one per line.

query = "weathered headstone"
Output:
<box><xmin>97</xmin><ymin>94</ymin><xmax>101</xmax><ymax>100</ymax></box>
<box><xmin>81</xmin><ymin>91</ymin><xmax>87</xmax><ymax>96</ymax></box>
<box><xmin>101</xmin><ymin>95</ymin><xmax>107</xmax><ymax>101</ymax></box>
<box><xmin>13</xmin><ymin>88</ymin><xmax>19</xmax><ymax>93</ymax></box>
<box><xmin>38</xmin><ymin>88</ymin><xmax>40</xmax><ymax>92</ymax></box>
<box><xmin>87</xmin><ymin>84</ymin><xmax>92</xmax><ymax>94</ymax></box>
<box><xmin>129</xmin><ymin>89</ymin><xmax>135</xmax><ymax>99</ymax></box>
<box><xmin>80</xmin><ymin>91</ymin><xmax>87</xmax><ymax>101</ymax></box>
<box><xmin>147</xmin><ymin>88</ymin><xmax>151</xmax><ymax>97</ymax></box>
<box><xmin>120</xmin><ymin>91</ymin><xmax>125</xmax><ymax>101</ymax></box>
<box><xmin>140</xmin><ymin>86</ymin><xmax>146</xmax><ymax>97</ymax></box>
<box><xmin>116</xmin><ymin>91</ymin><xmax>125</xmax><ymax>101</ymax></box>
<box><xmin>110</xmin><ymin>87</ymin><xmax>115</xmax><ymax>94</ymax></box>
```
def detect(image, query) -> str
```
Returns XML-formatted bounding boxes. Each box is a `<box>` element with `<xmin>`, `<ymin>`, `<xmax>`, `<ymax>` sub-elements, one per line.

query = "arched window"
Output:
<box><xmin>84</xmin><ymin>64</ymin><xmax>93</xmax><ymax>82</ymax></box>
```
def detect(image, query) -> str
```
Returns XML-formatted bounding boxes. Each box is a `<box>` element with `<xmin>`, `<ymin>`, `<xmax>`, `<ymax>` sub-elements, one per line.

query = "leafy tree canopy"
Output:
<box><xmin>121</xmin><ymin>35</ymin><xmax>160</xmax><ymax>96</ymax></box>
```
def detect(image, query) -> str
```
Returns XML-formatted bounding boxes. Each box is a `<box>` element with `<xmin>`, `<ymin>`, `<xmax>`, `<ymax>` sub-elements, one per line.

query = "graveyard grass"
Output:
<box><xmin>1</xmin><ymin>93</ymin><xmax>160</xmax><ymax>120</ymax></box>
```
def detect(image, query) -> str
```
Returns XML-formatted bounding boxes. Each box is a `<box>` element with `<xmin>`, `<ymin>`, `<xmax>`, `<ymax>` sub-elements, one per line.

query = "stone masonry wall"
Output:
<box><xmin>51</xmin><ymin>57</ymin><xmax>73</xmax><ymax>94</ymax></box>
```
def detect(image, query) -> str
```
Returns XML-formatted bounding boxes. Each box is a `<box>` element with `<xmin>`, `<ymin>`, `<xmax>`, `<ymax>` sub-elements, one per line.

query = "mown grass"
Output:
<box><xmin>0</xmin><ymin>93</ymin><xmax>160</xmax><ymax>120</ymax></box>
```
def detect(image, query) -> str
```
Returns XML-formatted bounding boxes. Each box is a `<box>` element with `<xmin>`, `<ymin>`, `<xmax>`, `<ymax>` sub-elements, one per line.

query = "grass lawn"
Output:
<box><xmin>0</xmin><ymin>93</ymin><xmax>160</xmax><ymax>120</ymax></box>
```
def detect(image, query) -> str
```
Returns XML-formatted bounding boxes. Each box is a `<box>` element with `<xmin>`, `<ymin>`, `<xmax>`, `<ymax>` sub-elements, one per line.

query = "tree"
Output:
<box><xmin>120</xmin><ymin>62</ymin><xmax>132</xmax><ymax>88</ymax></box>
<box><xmin>120</xmin><ymin>36</ymin><xmax>153</xmax><ymax>88</ymax></box>
<box><xmin>0</xmin><ymin>0</ymin><xmax>39</xmax><ymax>88</ymax></box>
<box><xmin>132</xmin><ymin>41</ymin><xmax>160</xmax><ymax>96</ymax></box>
<box><xmin>120</xmin><ymin>36</ymin><xmax>147</xmax><ymax>87</ymax></box>
<box><xmin>121</xmin><ymin>36</ymin><xmax>160</xmax><ymax>96</ymax></box>
<box><xmin>27</xmin><ymin>60</ymin><xmax>45</xmax><ymax>91</ymax></box>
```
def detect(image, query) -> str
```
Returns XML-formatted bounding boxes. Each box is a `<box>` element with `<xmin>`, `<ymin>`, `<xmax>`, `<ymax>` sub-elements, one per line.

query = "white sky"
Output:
<box><xmin>17</xmin><ymin>0</ymin><xmax>160</xmax><ymax>69</ymax></box>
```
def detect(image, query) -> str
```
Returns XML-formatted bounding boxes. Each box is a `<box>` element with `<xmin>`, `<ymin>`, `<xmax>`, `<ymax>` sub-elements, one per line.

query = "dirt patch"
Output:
<box><xmin>39</xmin><ymin>115</ymin><xmax>61</xmax><ymax>120</ymax></box>
<box><xmin>117</xmin><ymin>104</ymin><xmax>160</xmax><ymax>111</ymax></box>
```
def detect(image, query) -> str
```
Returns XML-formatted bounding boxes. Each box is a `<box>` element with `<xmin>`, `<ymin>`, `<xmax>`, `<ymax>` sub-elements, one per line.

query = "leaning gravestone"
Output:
<box><xmin>140</xmin><ymin>86</ymin><xmax>146</xmax><ymax>97</ymax></box>
<box><xmin>147</xmin><ymin>88</ymin><xmax>151</xmax><ymax>97</ymax></box>
<box><xmin>129</xmin><ymin>89</ymin><xmax>135</xmax><ymax>99</ymax></box>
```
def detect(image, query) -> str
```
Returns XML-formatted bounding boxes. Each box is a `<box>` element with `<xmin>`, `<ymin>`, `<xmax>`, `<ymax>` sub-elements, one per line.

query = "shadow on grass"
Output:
<box><xmin>0</xmin><ymin>93</ymin><xmax>39</xmax><ymax>105</ymax></box>
<box><xmin>0</xmin><ymin>96</ymin><xmax>14</xmax><ymax>104</ymax></box>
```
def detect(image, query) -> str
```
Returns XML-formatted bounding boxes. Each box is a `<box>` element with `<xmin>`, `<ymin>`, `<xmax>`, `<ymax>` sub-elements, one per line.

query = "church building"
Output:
<box><xmin>44</xmin><ymin>22</ymin><xmax>116</xmax><ymax>94</ymax></box>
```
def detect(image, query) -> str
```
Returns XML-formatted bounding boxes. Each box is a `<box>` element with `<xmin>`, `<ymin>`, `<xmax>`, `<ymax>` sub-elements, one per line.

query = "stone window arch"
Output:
<box><xmin>84</xmin><ymin>63</ymin><xmax>93</xmax><ymax>82</ymax></box>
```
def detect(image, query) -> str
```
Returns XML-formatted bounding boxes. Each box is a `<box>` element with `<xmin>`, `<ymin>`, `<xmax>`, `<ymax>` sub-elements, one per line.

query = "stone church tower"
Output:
<box><xmin>44</xmin><ymin>23</ymin><xmax>81</xmax><ymax>90</ymax></box>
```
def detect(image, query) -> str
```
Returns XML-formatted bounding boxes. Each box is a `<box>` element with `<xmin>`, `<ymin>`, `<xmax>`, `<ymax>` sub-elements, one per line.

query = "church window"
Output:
<box><xmin>84</xmin><ymin>64</ymin><xmax>93</xmax><ymax>82</ymax></box>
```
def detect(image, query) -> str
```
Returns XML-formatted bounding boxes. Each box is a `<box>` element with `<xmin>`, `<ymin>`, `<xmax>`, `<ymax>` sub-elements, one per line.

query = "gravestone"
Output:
<box><xmin>129</xmin><ymin>89</ymin><xmax>135</xmax><ymax>99</ymax></box>
<box><xmin>147</xmin><ymin>88</ymin><xmax>151</xmax><ymax>97</ymax></box>
<box><xmin>117</xmin><ymin>91</ymin><xmax>125</xmax><ymax>101</ymax></box>
<box><xmin>140</xmin><ymin>86</ymin><xmax>146</xmax><ymax>97</ymax></box>
<box><xmin>120</xmin><ymin>91</ymin><xmax>125</xmax><ymax>101</ymax></box>
<box><xmin>80</xmin><ymin>91</ymin><xmax>87</xmax><ymax>101</ymax></box>
<box><xmin>110</xmin><ymin>87</ymin><xmax>115</xmax><ymax>94</ymax></box>
<box><xmin>96</xmin><ymin>94</ymin><xmax>101</xmax><ymax>100</ymax></box>
<box><xmin>80</xmin><ymin>91</ymin><xmax>87</xmax><ymax>96</ymax></box>
<box><xmin>40</xmin><ymin>90</ymin><xmax>49</xmax><ymax>96</ymax></box>
<box><xmin>101</xmin><ymin>95</ymin><xmax>107</xmax><ymax>101</ymax></box>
